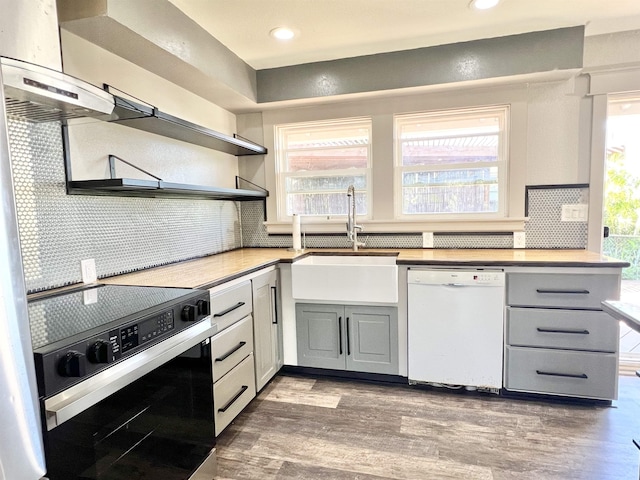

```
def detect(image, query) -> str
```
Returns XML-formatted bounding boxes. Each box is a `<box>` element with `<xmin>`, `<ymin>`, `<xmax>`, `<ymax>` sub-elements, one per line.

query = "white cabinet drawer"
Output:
<box><xmin>506</xmin><ymin>307</ymin><xmax>619</xmax><ymax>353</ymax></box>
<box><xmin>211</xmin><ymin>315</ymin><xmax>254</xmax><ymax>382</ymax></box>
<box><xmin>214</xmin><ymin>353</ymin><xmax>256</xmax><ymax>436</ymax></box>
<box><xmin>504</xmin><ymin>346</ymin><xmax>618</xmax><ymax>400</ymax></box>
<box><xmin>506</xmin><ymin>273</ymin><xmax>619</xmax><ymax>309</ymax></box>
<box><xmin>210</xmin><ymin>281</ymin><xmax>252</xmax><ymax>332</ymax></box>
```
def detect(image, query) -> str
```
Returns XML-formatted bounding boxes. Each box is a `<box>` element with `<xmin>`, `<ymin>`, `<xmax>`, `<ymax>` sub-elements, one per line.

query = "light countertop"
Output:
<box><xmin>602</xmin><ymin>301</ymin><xmax>640</xmax><ymax>334</ymax></box>
<box><xmin>100</xmin><ymin>248</ymin><xmax>629</xmax><ymax>290</ymax></box>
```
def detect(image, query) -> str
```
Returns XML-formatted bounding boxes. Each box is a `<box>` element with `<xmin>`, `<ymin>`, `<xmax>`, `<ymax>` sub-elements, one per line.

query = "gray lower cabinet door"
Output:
<box><xmin>345</xmin><ymin>306</ymin><xmax>398</xmax><ymax>375</ymax></box>
<box><xmin>252</xmin><ymin>269</ymin><xmax>281</xmax><ymax>392</ymax></box>
<box><xmin>296</xmin><ymin>303</ymin><xmax>345</xmax><ymax>370</ymax></box>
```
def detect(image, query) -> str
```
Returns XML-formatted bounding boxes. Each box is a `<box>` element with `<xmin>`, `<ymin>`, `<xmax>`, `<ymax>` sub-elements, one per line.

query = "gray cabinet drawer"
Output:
<box><xmin>506</xmin><ymin>307</ymin><xmax>619</xmax><ymax>352</ymax></box>
<box><xmin>504</xmin><ymin>346</ymin><xmax>618</xmax><ymax>400</ymax></box>
<box><xmin>214</xmin><ymin>353</ymin><xmax>256</xmax><ymax>436</ymax></box>
<box><xmin>212</xmin><ymin>315</ymin><xmax>254</xmax><ymax>382</ymax></box>
<box><xmin>210</xmin><ymin>281</ymin><xmax>252</xmax><ymax>331</ymax></box>
<box><xmin>506</xmin><ymin>273</ymin><xmax>619</xmax><ymax>309</ymax></box>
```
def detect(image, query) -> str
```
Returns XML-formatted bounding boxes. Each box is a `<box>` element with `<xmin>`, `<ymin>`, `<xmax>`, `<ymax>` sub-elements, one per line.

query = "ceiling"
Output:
<box><xmin>168</xmin><ymin>0</ymin><xmax>640</xmax><ymax>70</ymax></box>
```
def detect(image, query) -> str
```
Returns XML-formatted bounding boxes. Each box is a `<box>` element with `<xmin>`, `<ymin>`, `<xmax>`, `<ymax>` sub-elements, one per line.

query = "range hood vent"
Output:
<box><xmin>1</xmin><ymin>57</ymin><xmax>114</xmax><ymax>123</ymax></box>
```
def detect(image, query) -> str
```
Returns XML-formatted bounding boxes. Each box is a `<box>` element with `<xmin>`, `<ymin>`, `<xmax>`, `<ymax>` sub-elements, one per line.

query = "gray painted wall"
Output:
<box><xmin>257</xmin><ymin>27</ymin><xmax>585</xmax><ymax>103</ymax></box>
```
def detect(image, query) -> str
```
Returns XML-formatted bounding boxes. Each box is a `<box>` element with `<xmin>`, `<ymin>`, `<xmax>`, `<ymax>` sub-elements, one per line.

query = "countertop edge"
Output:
<box><xmin>602</xmin><ymin>300</ymin><xmax>640</xmax><ymax>334</ymax></box>
<box><xmin>97</xmin><ymin>248</ymin><xmax>629</xmax><ymax>291</ymax></box>
<box><xmin>396</xmin><ymin>260</ymin><xmax>630</xmax><ymax>268</ymax></box>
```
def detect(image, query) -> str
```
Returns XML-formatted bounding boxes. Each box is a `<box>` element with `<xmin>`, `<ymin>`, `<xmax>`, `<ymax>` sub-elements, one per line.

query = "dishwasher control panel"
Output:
<box><xmin>408</xmin><ymin>269</ymin><xmax>505</xmax><ymax>286</ymax></box>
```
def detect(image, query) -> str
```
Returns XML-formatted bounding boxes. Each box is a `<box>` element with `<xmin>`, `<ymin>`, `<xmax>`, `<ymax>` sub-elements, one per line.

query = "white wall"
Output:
<box><xmin>0</xmin><ymin>0</ymin><xmax>62</xmax><ymax>70</ymax></box>
<box><xmin>250</xmin><ymin>77</ymin><xmax>591</xmax><ymax>232</ymax></box>
<box><xmin>526</xmin><ymin>76</ymin><xmax>592</xmax><ymax>185</ymax></box>
<box><xmin>61</xmin><ymin>30</ymin><xmax>240</xmax><ymax>189</ymax></box>
<box><xmin>584</xmin><ymin>30</ymin><xmax>640</xmax><ymax>68</ymax></box>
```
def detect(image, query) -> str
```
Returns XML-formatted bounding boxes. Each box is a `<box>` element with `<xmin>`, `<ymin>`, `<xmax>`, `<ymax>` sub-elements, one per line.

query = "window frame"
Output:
<box><xmin>393</xmin><ymin>105</ymin><xmax>510</xmax><ymax>220</ymax></box>
<box><xmin>274</xmin><ymin>117</ymin><xmax>373</xmax><ymax>223</ymax></box>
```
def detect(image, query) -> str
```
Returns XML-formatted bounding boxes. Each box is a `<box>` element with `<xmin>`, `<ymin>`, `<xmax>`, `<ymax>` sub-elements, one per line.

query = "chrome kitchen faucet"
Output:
<box><xmin>346</xmin><ymin>185</ymin><xmax>365</xmax><ymax>251</ymax></box>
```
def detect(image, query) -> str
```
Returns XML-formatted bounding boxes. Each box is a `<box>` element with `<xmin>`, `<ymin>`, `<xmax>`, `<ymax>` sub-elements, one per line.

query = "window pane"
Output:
<box><xmin>402</xmin><ymin>168</ymin><xmax>499</xmax><ymax>214</ymax></box>
<box><xmin>277</xmin><ymin>118</ymin><xmax>372</xmax><ymax>220</ymax></box>
<box><xmin>285</xmin><ymin>126</ymin><xmax>369</xmax><ymax>149</ymax></box>
<box><xmin>287</xmin><ymin>191</ymin><xmax>367</xmax><ymax>217</ymax></box>
<box><xmin>286</xmin><ymin>147</ymin><xmax>368</xmax><ymax>171</ymax></box>
<box><xmin>286</xmin><ymin>175</ymin><xmax>366</xmax><ymax>192</ymax></box>
<box><xmin>399</xmin><ymin>116</ymin><xmax>500</xmax><ymax>139</ymax></box>
<box><xmin>401</xmin><ymin>135</ymin><xmax>498</xmax><ymax>166</ymax></box>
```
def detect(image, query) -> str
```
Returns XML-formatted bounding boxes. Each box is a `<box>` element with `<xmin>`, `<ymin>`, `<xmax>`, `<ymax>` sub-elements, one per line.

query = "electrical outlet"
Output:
<box><xmin>83</xmin><ymin>288</ymin><xmax>98</xmax><ymax>305</ymax></box>
<box><xmin>513</xmin><ymin>232</ymin><xmax>526</xmax><ymax>249</ymax></box>
<box><xmin>422</xmin><ymin>232</ymin><xmax>434</xmax><ymax>248</ymax></box>
<box><xmin>81</xmin><ymin>259</ymin><xmax>97</xmax><ymax>283</ymax></box>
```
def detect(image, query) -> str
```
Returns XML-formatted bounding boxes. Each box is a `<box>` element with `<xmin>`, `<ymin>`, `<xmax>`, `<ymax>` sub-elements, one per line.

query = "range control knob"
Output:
<box><xmin>87</xmin><ymin>340</ymin><xmax>111</xmax><ymax>364</ymax></box>
<box><xmin>181</xmin><ymin>304</ymin><xmax>197</xmax><ymax>322</ymax></box>
<box><xmin>58</xmin><ymin>351</ymin><xmax>86</xmax><ymax>378</ymax></box>
<box><xmin>197</xmin><ymin>299</ymin><xmax>211</xmax><ymax>316</ymax></box>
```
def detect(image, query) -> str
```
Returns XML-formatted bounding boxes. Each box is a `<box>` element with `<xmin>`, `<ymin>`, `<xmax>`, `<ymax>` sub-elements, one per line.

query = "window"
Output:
<box><xmin>275</xmin><ymin>118</ymin><xmax>372</xmax><ymax>221</ymax></box>
<box><xmin>395</xmin><ymin>106</ymin><xmax>509</xmax><ymax>218</ymax></box>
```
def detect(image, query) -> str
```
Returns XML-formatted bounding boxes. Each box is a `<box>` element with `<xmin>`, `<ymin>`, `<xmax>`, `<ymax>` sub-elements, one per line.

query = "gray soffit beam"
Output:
<box><xmin>256</xmin><ymin>26</ymin><xmax>585</xmax><ymax>104</ymax></box>
<box><xmin>58</xmin><ymin>0</ymin><xmax>258</xmax><ymax>112</ymax></box>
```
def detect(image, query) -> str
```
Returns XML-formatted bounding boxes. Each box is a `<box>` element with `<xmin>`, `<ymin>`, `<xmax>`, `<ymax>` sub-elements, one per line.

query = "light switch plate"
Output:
<box><xmin>513</xmin><ymin>232</ymin><xmax>526</xmax><ymax>249</ymax></box>
<box><xmin>422</xmin><ymin>232</ymin><xmax>434</xmax><ymax>248</ymax></box>
<box><xmin>561</xmin><ymin>204</ymin><xmax>589</xmax><ymax>222</ymax></box>
<box><xmin>81</xmin><ymin>258</ymin><xmax>97</xmax><ymax>283</ymax></box>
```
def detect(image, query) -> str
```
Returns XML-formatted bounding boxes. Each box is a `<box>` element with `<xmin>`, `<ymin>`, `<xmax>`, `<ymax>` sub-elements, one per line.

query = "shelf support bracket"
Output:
<box><xmin>236</xmin><ymin>176</ymin><xmax>269</xmax><ymax>221</ymax></box>
<box><xmin>109</xmin><ymin>155</ymin><xmax>162</xmax><ymax>181</ymax></box>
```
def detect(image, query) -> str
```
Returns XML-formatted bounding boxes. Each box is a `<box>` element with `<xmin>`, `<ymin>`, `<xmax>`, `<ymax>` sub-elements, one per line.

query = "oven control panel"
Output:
<box><xmin>34</xmin><ymin>290</ymin><xmax>210</xmax><ymax>399</ymax></box>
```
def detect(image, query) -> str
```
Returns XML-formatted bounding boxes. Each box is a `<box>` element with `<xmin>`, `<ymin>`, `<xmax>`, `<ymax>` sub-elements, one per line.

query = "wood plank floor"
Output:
<box><xmin>215</xmin><ymin>373</ymin><xmax>640</xmax><ymax>480</ymax></box>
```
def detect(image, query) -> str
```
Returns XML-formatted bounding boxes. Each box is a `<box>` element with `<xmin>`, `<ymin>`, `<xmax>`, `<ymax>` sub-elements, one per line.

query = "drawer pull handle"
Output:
<box><xmin>536</xmin><ymin>289</ymin><xmax>590</xmax><ymax>295</ymax></box>
<box><xmin>536</xmin><ymin>370</ymin><xmax>588</xmax><ymax>379</ymax></box>
<box><xmin>338</xmin><ymin>317</ymin><xmax>343</xmax><ymax>355</ymax></box>
<box><xmin>346</xmin><ymin>317</ymin><xmax>351</xmax><ymax>356</ymax></box>
<box><xmin>271</xmin><ymin>286</ymin><xmax>278</xmax><ymax>324</ymax></box>
<box><xmin>536</xmin><ymin>327</ymin><xmax>590</xmax><ymax>335</ymax></box>
<box><xmin>218</xmin><ymin>385</ymin><xmax>249</xmax><ymax>413</ymax></box>
<box><xmin>214</xmin><ymin>301</ymin><xmax>245</xmax><ymax>318</ymax></box>
<box><xmin>214</xmin><ymin>341</ymin><xmax>246</xmax><ymax>362</ymax></box>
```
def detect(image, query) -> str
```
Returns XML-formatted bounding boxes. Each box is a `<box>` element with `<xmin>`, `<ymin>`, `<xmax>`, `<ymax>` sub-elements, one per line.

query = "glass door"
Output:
<box><xmin>603</xmin><ymin>93</ymin><xmax>640</xmax><ymax>373</ymax></box>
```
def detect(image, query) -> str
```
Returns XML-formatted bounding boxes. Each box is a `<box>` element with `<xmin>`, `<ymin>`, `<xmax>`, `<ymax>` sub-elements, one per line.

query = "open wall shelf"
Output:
<box><xmin>62</xmin><ymin>87</ymin><xmax>269</xmax><ymax>203</ymax></box>
<box><xmin>67</xmin><ymin>178</ymin><xmax>268</xmax><ymax>201</ymax></box>
<box><xmin>107</xmin><ymin>95</ymin><xmax>267</xmax><ymax>156</ymax></box>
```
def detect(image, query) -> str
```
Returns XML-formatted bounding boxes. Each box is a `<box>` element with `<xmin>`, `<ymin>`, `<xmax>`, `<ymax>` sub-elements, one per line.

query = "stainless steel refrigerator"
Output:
<box><xmin>0</xmin><ymin>64</ymin><xmax>47</xmax><ymax>480</ymax></box>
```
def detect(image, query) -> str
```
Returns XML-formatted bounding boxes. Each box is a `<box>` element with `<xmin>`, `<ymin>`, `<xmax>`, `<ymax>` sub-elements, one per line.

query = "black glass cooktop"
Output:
<box><xmin>28</xmin><ymin>284</ymin><xmax>200</xmax><ymax>350</ymax></box>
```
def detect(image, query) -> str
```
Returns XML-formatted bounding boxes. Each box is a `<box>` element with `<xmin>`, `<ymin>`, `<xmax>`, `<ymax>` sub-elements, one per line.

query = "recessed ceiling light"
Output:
<box><xmin>270</xmin><ymin>27</ymin><xmax>296</xmax><ymax>41</ymax></box>
<box><xmin>470</xmin><ymin>0</ymin><xmax>500</xmax><ymax>10</ymax></box>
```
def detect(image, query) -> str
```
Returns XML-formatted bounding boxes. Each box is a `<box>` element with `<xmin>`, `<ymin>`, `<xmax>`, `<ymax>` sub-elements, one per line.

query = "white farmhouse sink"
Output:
<box><xmin>291</xmin><ymin>255</ymin><xmax>398</xmax><ymax>303</ymax></box>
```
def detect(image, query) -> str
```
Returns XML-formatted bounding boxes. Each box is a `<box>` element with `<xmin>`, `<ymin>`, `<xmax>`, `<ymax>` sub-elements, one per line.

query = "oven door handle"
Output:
<box><xmin>43</xmin><ymin>318</ymin><xmax>216</xmax><ymax>431</ymax></box>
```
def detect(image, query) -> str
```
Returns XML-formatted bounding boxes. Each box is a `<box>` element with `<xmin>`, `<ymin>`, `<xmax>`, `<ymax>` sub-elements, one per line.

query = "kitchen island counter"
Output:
<box><xmin>101</xmin><ymin>248</ymin><xmax>628</xmax><ymax>289</ymax></box>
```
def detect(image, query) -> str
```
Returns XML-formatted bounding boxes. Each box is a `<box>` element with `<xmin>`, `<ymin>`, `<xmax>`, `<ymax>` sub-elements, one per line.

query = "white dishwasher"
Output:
<box><xmin>407</xmin><ymin>269</ymin><xmax>505</xmax><ymax>391</ymax></box>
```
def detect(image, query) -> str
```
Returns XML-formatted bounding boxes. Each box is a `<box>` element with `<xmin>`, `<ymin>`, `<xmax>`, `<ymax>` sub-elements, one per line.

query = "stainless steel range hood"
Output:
<box><xmin>1</xmin><ymin>56</ymin><xmax>114</xmax><ymax>123</ymax></box>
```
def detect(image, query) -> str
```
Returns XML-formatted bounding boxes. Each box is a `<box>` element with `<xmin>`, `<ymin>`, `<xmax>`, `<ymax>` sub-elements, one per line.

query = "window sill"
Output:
<box><xmin>264</xmin><ymin>217</ymin><xmax>528</xmax><ymax>234</ymax></box>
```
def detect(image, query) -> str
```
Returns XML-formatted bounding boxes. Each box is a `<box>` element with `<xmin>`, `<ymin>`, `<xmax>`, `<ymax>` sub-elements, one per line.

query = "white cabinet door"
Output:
<box><xmin>252</xmin><ymin>269</ymin><xmax>281</xmax><ymax>391</ymax></box>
